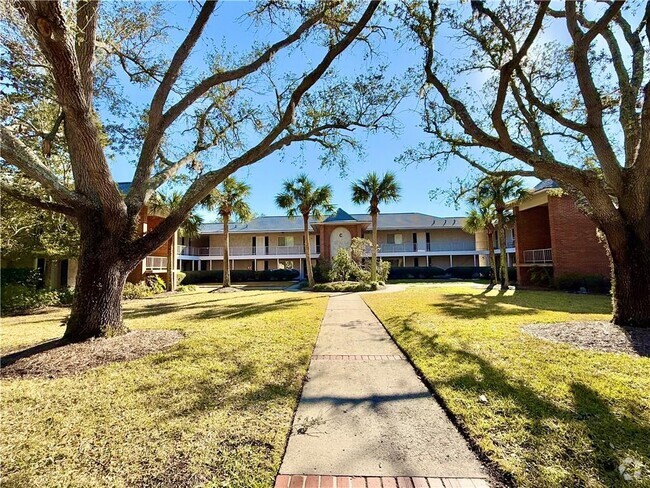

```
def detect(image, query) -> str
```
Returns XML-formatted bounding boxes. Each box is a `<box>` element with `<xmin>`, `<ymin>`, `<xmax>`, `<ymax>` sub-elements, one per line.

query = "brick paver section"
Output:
<box><xmin>312</xmin><ymin>354</ymin><xmax>405</xmax><ymax>361</ymax></box>
<box><xmin>275</xmin><ymin>475</ymin><xmax>489</xmax><ymax>488</ymax></box>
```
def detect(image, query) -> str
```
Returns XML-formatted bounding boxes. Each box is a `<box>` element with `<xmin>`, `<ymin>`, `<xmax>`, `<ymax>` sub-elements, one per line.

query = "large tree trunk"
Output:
<box><xmin>496</xmin><ymin>211</ymin><xmax>509</xmax><ymax>290</ymax></box>
<box><xmin>64</xmin><ymin>219</ymin><xmax>130</xmax><ymax>342</ymax></box>
<box><xmin>487</xmin><ymin>228</ymin><xmax>498</xmax><ymax>285</ymax></box>
<box><xmin>606</xmin><ymin>222</ymin><xmax>650</xmax><ymax>327</ymax></box>
<box><xmin>371</xmin><ymin>212</ymin><xmax>378</xmax><ymax>282</ymax></box>
<box><xmin>223</xmin><ymin>214</ymin><xmax>231</xmax><ymax>287</ymax></box>
<box><xmin>303</xmin><ymin>214</ymin><xmax>314</xmax><ymax>287</ymax></box>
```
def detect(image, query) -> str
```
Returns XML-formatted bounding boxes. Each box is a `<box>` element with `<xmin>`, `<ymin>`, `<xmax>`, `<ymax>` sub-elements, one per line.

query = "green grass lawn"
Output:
<box><xmin>363</xmin><ymin>285</ymin><xmax>650</xmax><ymax>488</ymax></box>
<box><xmin>1</xmin><ymin>289</ymin><xmax>328</xmax><ymax>487</ymax></box>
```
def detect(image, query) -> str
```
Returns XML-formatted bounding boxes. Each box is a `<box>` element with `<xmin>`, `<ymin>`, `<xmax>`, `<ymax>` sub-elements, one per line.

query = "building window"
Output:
<box><xmin>264</xmin><ymin>260</ymin><xmax>269</xmax><ymax>270</ymax></box>
<box><xmin>387</xmin><ymin>233</ymin><xmax>402</xmax><ymax>244</ymax></box>
<box><xmin>315</xmin><ymin>234</ymin><xmax>320</xmax><ymax>251</ymax></box>
<box><xmin>278</xmin><ymin>235</ymin><xmax>294</xmax><ymax>247</ymax></box>
<box><xmin>414</xmin><ymin>257</ymin><xmax>419</xmax><ymax>267</ymax></box>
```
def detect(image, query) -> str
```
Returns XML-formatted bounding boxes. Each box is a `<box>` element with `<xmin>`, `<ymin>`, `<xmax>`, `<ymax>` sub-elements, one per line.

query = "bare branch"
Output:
<box><xmin>128</xmin><ymin>1</ymin><xmax>381</xmax><ymax>259</ymax></box>
<box><xmin>75</xmin><ymin>0</ymin><xmax>99</xmax><ymax>101</ymax></box>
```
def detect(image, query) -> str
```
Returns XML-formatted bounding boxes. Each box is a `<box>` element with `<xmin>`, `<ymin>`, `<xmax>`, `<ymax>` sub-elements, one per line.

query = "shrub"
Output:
<box><xmin>145</xmin><ymin>274</ymin><xmax>166</xmax><ymax>293</ymax></box>
<box><xmin>377</xmin><ymin>260</ymin><xmax>391</xmax><ymax>283</ymax></box>
<box><xmin>176</xmin><ymin>271</ymin><xmax>187</xmax><ymax>286</ymax></box>
<box><xmin>388</xmin><ymin>266</ymin><xmax>445</xmax><ymax>280</ymax></box>
<box><xmin>56</xmin><ymin>287</ymin><xmax>75</xmax><ymax>305</ymax></box>
<box><xmin>313</xmin><ymin>258</ymin><xmax>332</xmax><ymax>283</ymax></box>
<box><xmin>443</xmin><ymin>266</ymin><xmax>516</xmax><ymax>281</ymax></box>
<box><xmin>122</xmin><ymin>281</ymin><xmax>153</xmax><ymax>300</ymax></box>
<box><xmin>0</xmin><ymin>284</ymin><xmax>59</xmax><ymax>315</ymax></box>
<box><xmin>312</xmin><ymin>281</ymin><xmax>380</xmax><ymax>292</ymax></box>
<box><xmin>556</xmin><ymin>274</ymin><xmax>611</xmax><ymax>294</ymax></box>
<box><xmin>181</xmin><ymin>268</ymin><xmax>299</xmax><ymax>285</ymax></box>
<box><xmin>329</xmin><ymin>249</ymin><xmax>357</xmax><ymax>282</ymax></box>
<box><xmin>177</xmin><ymin>284</ymin><xmax>197</xmax><ymax>293</ymax></box>
<box><xmin>1</xmin><ymin>268</ymin><xmax>42</xmax><ymax>288</ymax></box>
<box><xmin>529</xmin><ymin>266</ymin><xmax>553</xmax><ymax>288</ymax></box>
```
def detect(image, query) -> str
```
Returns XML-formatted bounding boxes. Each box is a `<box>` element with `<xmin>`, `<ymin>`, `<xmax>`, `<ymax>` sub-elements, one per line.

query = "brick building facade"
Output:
<box><xmin>514</xmin><ymin>180</ymin><xmax>610</xmax><ymax>285</ymax></box>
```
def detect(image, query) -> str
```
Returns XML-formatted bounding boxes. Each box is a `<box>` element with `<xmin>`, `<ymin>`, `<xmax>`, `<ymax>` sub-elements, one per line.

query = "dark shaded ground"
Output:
<box><xmin>522</xmin><ymin>321</ymin><xmax>650</xmax><ymax>357</ymax></box>
<box><xmin>1</xmin><ymin>330</ymin><xmax>183</xmax><ymax>379</ymax></box>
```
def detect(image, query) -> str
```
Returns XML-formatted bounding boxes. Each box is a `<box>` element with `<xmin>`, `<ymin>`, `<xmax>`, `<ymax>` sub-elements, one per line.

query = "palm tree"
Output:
<box><xmin>149</xmin><ymin>191</ymin><xmax>203</xmax><ymax>290</ymax></box>
<box><xmin>202</xmin><ymin>177</ymin><xmax>252</xmax><ymax>288</ymax></box>
<box><xmin>463</xmin><ymin>203</ymin><xmax>498</xmax><ymax>285</ymax></box>
<box><xmin>351</xmin><ymin>172</ymin><xmax>401</xmax><ymax>282</ymax></box>
<box><xmin>275</xmin><ymin>174</ymin><xmax>333</xmax><ymax>288</ymax></box>
<box><xmin>476</xmin><ymin>176</ymin><xmax>529</xmax><ymax>290</ymax></box>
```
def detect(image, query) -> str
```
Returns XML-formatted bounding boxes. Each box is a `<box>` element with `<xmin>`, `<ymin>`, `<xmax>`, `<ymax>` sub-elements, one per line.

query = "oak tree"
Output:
<box><xmin>401</xmin><ymin>1</ymin><xmax>650</xmax><ymax>326</ymax></box>
<box><xmin>1</xmin><ymin>0</ymin><xmax>399</xmax><ymax>340</ymax></box>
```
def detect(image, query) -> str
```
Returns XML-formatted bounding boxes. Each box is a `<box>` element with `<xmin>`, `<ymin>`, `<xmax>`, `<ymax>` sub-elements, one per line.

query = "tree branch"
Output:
<box><xmin>0</xmin><ymin>181</ymin><xmax>77</xmax><ymax>216</ymax></box>
<box><xmin>565</xmin><ymin>1</ymin><xmax>623</xmax><ymax>192</ymax></box>
<box><xmin>128</xmin><ymin>0</ymin><xmax>381</xmax><ymax>259</ymax></box>
<box><xmin>75</xmin><ymin>0</ymin><xmax>99</xmax><ymax>102</ymax></box>
<box><xmin>127</xmin><ymin>1</ymin><xmax>337</xmax><ymax>214</ymax></box>
<box><xmin>0</xmin><ymin>126</ymin><xmax>85</xmax><ymax>208</ymax></box>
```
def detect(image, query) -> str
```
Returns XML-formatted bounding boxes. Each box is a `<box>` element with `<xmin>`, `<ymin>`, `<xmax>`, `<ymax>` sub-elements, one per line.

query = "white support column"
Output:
<box><xmin>426</xmin><ymin>255</ymin><xmax>429</xmax><ymax>267</ymax></box>
<box><xmin>277</xmin><ymin>258</ymin><xmax>280</xmax><ymax>270</ymax></box>
<box><xmin>473</xmin><ymin>254</ymin><xmax>477</xmax><ymax>266</ymax></box>
<box><xmin>449</xmin><ymin>255</ymin><xmax>453</xmax><ymax>267</ymax></box>
<box><xmin>507</xmin><ymin>253</ymin><xmax>511</xmax><ymax>266</ymax></box>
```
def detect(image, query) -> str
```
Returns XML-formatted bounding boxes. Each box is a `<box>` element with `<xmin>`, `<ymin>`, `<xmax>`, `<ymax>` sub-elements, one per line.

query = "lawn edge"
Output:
<box><xmin>273</xmin><ymin>294</ymin><xmax>328</xmax><ymax>482</ymax></box>
<box><xmin>361</xmin><ymin>293</ymin><xmax>515</xmax><ymax>488</ymax></box>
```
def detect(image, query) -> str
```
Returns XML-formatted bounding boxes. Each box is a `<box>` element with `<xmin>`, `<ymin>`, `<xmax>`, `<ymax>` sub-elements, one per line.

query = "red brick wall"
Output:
<box><xmin>514</xmin><ymin>205</ymin><xmax>552</xmax><ymax>284</ymax></box>
<box><xmin>127</xmin><ymin>208</ymin><xmax>174</xmax><ymax>284</ymax></box>
<box><xmin>548</xmin><ymin>196</ymin><xmax>610</xmax><ymax>279</ymax></box>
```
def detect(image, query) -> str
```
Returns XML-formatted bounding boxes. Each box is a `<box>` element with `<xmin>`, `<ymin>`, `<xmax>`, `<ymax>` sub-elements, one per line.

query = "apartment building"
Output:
<box><xmin>513</xmin><ymin>180</ymin><xmax>610</xmax><ymax>285</ymax></box>
<box><xmin>176</xmin><ymin>208</ymin><xmax>516</xmax><ymax>277</ymax></box>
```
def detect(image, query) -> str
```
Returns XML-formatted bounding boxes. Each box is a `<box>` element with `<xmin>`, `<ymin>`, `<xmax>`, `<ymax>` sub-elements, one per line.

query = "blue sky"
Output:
<box><xmin>105</xmin><ymin>1</ymin><xmax>541</xmax><ymax>221</ymax></box>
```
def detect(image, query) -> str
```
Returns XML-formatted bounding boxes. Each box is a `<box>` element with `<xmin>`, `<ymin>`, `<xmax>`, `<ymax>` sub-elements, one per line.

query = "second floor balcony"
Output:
<box><xmin>178</xmin><ymin>245</ymin><xmax>320</xmax><ymax>257</ymax></box>
<box><xmin>523</xmin><ymin>248</ymin><xmax>553</xmax><ymax>264</ymax></box>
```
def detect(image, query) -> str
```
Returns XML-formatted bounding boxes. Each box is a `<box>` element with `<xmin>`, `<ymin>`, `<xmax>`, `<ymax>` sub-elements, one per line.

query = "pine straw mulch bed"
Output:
<box><xmin>0</xmin><ymin>330</ymin><xmax>183</xmax><ymax>380</ymax></box>
<box><xmin>522</xmin><ymin>320</ymin><xmax>650</xmax><ymax>357</ymax></box>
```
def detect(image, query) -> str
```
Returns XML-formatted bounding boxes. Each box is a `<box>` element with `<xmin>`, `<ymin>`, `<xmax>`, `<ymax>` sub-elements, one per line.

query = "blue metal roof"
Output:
<box><xmin>323</xmin><ymin>208</ymin><xmax>357</xmax><ymax>223</ymax></box>
<box><xmin>117</xmin><ymin>182</ymin><xmax>132</xmax><ymax>194</ymax></box>
<box><xmin>199</xmin><ymin>211</ymin><xmax>466</xmax><ymax>234</ymax></box>
<box><xmin>533</xmin><ymin>179</ymin><xmax>560</xmax><ymax>192</ymax></box>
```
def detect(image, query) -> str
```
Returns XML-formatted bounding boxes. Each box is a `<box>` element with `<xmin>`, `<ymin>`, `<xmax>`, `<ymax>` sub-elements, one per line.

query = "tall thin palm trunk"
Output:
<box><xmin>303</xmin><ymin>214</ymin><xmax>314</xmax><ymax>287</ymax></box>
<box><xmin>496</xmin><ymin>211</ymin><xmax>509</xmax><ymax>290</ymax></box>
<box><xmin>371</xmin><ymin>211</ymin><xmax>378</xmax><ymax>282</ymax></box>
<box><xmin>166</xmin><ymin>237</ymin><xmax>174</xmax><ymax>291</ymax></box>
<box><xmin>487</xmin><ymin>228</ymin><xmax>498</xmax><ymax>285</ymax></box>
<box><xmin>223</xmin><ymin>214</ymin><xmax>231</xmax><ymax>287</ymax></box>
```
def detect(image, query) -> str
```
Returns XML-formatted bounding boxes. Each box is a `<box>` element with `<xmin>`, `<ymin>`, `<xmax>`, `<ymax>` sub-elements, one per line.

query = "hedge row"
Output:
<box><xmin>555</xmin><ymin>274</ymin><xmax>611</xmax><ymax>294</ymax></box>
<box><xmin>182</xmin><ymin>268</ymin><xmax>299</xmax><ymax>284</ymax></box>
<box><xmin>312</xmin><ymin>281</ymin><xmax>382</xmax><ymax>292</ymax></box>
<box><xmin>387</xmin><ymin>266</ymin><xmax>516</xmax><ymax>281</ymax></box>
<box><xmin>1</xmin><ymin>268</ymin><xmax>42</xmax><ymax>288</ymax></box>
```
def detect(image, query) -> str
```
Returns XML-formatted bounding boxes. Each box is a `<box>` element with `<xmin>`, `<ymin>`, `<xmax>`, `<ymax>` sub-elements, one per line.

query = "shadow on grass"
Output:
<box><xmin>385</xmin><ymin>315</ymin><xmax>648</xmax><ymax>486</ymax></box>
<box><xmin>432</xmin><ymin>288</ymin><xmax>611</xmax><ymax>319</ymax></box>
<box><xmin>136</xmin><ymin>338</ymin><xmax>312</xmax><ymax>420</ymax></box>
<box><xmin>123</xmin><ymin>293</ymin><xmax>320</xmax><ymax>321</ymax></box>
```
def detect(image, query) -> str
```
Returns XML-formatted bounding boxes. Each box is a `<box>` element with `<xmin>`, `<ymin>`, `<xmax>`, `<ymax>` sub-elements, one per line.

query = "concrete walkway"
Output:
<box><xmin>278</xmin><ymin>293</ymin><xmax>489</xmax><ymax>487</ymax></box>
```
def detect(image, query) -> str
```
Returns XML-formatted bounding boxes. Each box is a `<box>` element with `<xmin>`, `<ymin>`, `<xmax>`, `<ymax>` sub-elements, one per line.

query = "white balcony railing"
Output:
<box><xmin>427</xmin><ymin>241</ymin><xmax>477</xmax><ymax>252</ymax></box>
<box><xmin>178</xmin><ymin>245</ymin><xmax>320</xmax><ymax>257</ymax></box>
<box><xmin>146</xmin><ymin>256</ymin><xmax>168</xmax><ymax>271</ymax></box>
<box><xmin>523</xmin><ymin>248</ymin><xmax>552</xmax><ymax>264</ymax></box>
